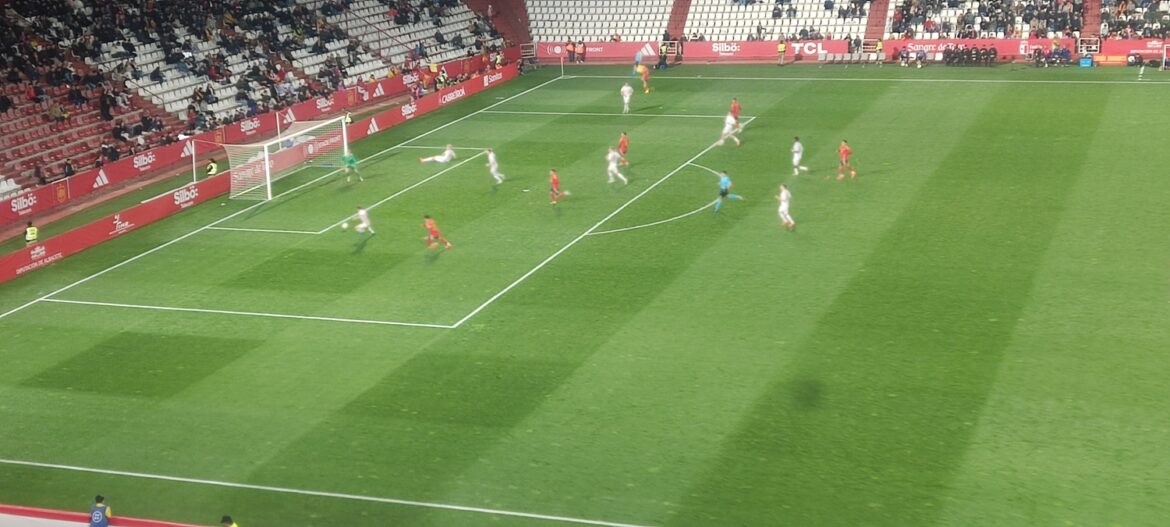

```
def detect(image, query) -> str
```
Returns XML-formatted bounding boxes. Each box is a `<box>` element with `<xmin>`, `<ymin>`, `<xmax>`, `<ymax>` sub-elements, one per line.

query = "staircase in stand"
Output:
<box><xmin>464</xmin><ymin>0</ymin><xmax>532</xmax><ymax>44</ymax></box>
<box><xmin>1082</xmin><ymin>0</ymin><xmax>1102</xmax><ymax>36</ymax></box>
<box><xmin>666</xmin><ymin>0</ymin><xmax>693</xmax><ymax>41</ymax></box>
<box><xmin>863</xmin><ymin>0</ymin><xmax>892</xmax><ymax>40</ymax></box>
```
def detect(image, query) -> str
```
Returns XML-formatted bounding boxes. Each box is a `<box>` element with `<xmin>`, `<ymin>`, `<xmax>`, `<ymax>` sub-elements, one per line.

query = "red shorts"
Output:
<box><xmin>618</xmin><ymin>145</ymin><xmax>628</xmax><ymax>155</ymax></box>
<box><xmin>427</xmin><ymin>230</ymin><xmax>441</xmax><ymax>239</ymax></box>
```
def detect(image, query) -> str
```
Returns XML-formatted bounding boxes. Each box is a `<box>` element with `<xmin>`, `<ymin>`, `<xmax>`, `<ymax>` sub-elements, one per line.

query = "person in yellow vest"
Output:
<box><xmin>221</xmin><ymin>515</ymin><xmax>238</xmax><ymax>527</ymax></box>
<box><xmin>344</xmin><ymin>111</ymin><xmax>353</xmax><ymax>125</ymax></box>
<box><xmin>24</xmin><ymin>221</ymin><xmax>37</xmax><ymax>245</ymax></box>
<box><xmin>875</xmin><ymin>38</ymin><xmax>884</xmax><ymax>63</ymax></box>
<box><xmin>777</xmin><ymin>40</ymin><xmax>787</xmax><ymax>66</ymax></box>
<box><xmin>205</xmin><ymin>159</ymin><xmax>218</xmax><ymax>177</ymax></box>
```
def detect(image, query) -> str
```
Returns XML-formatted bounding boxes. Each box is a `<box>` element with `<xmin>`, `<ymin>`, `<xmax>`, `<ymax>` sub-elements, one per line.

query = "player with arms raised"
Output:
<box><xmin>420</xmin><ymin>144</ymin><xmax>457</xmax><ymax>164</ymax></box>
<box><xmin>716</xmin><ymin>112</ymin><xmax>742</xmax><ymax>147</ymax></box>
<box><xmin>605</xmin><ymin>147</ymin><xmax>628</xmax><ymax>184</ymax></box>
<box><xmin>617</xmin><ymin>132</ymin><xmax>630</xmax><ymax>165</ymax></box>
<box><xmin>791</xmin><ymin>136</ymin><xmax>810</xmax><ymax>176</ymax></box>
<box><xmin>837</xmin><ymin>139</ymin><xmax>857</xmax><ymax>180</ymax></box>
<box><xmin>620</xmin><ymin>82</ymin><xmax>634</xmax><ymax>114</ymax></box>
<box><xmin>423</xmin><ymin>214</ymin><xmax>452</xmax><ymax>249</ymax></box>
<box><xmin>484</xmin><ymin>148</ymin><xmax>504</xmax><ymax>184</ymax></box>
<box><xmin>776</xmin><ymin>183</ymin><xmax>795</xmax><ymax>230</ymax></box>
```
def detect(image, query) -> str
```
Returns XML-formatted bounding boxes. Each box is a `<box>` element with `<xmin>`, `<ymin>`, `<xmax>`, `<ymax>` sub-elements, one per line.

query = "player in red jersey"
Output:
<box><xmin>549</xmin><ymin>168</ymin><xmax>569</xmax><ymax>204</ymax></box>
<box><xmin>729</xmin><ymin>98</ymin><xmax>743</xmax><ymax>132</ymax></box>
<box><xmin>638</xmin><ymin>65</ymin><xmax>651</xmax><ymax>93</ymax></box>
<box><xmin>423</xmin><ymin>214</ymin><xmax>452</xmax><ymax>249</ymax></box>
<box><xmin>837</xmin><ymin>139</ymin><xmax>857</xmax><ymax>180</ymax></box>
<box><xmin>617</xmin><ymin>132</ymin><xmax>630</xmax><ymax>165</ymax></box>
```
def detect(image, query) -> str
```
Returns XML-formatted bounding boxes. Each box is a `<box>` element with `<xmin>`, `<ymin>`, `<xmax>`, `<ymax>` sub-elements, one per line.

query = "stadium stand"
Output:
<box><xmin>886</xmin><ymin>0</ymin><xmax>1085</xmax><ymax>39</ymax></box>
<box><xmin>1</xmin><ymin>0</ymin><xmax>168</xmax><ymax>192</ymax></box>
<box><xmin>527</xmin><ymin>0</ymin><xmax>676</xmax><ymax>43</ymax></box>
<box><xmin>1099</xmin><ymin>0</ymin><xmax>1170</xmax><ymax>39</ymax></box>
<box><xmin>319</xmin><ymin>0</ymin><xmax>506</xmax><ymax>79</ymax></box>
<box><xmin>684</xmin><ymin>0</ymin><xmax>870</xmax><ymax>42</ymax></box>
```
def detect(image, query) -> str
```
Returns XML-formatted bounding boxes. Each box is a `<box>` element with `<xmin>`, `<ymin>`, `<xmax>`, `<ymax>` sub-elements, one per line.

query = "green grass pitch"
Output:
<box><xmin>1</xmin><ymin>64</ymin><xmax>1169</xmax><ymax>526</ymax></box>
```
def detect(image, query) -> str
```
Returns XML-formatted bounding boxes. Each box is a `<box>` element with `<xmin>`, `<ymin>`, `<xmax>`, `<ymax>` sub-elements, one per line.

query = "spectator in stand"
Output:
<box><xmin>99</xmin><ymin>90</ymin><xmax>114</xmax><ymax>121</ymax></box>
<box><xmin>63</xmin><ymin>159</ymin><xmax>75</xmax><ymax>178</ymax></box>
<box><xmin>577</xmin><ymin>40</ymin><xmax>587</xmax><ymax>63</ymax></box>
<box><xmin>48</xmin><ymin>102</ymin><xmax>69</xmax><ymax>124</ymax></box>
<box><xmin>112</xmin><ymin>120</ymin><xmax>130</xmax><ymax>142</ymax></box>
<box><xmin>26</xmin><ymin>82</ymin><xmax>47</xmax><ymax>107</ymax></box>
<box><xmin>34</xmin><ymin>166</ymin><xmax>46</xmax><ymax>186</ymax></box>
<box><xmin>0</xmin><ymin>94</ymin><xmax>12</xmax><ymax>115</ymax></box>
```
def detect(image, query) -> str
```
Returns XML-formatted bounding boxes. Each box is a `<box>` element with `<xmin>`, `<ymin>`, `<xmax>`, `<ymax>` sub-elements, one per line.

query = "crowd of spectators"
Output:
<box><xmin>890</xmin><ymin>0</ymin><xmax>1084</xmax><ymax>39</ymax></box>
<box><xmin>1100</xmin><ymin>0</ymin><xmax>1170</xmax><ymax>39</ymax></box>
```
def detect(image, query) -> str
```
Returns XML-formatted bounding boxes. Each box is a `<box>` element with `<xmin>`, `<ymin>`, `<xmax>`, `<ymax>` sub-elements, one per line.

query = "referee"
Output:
<box><xmin>24</xmin><ymin>221</ymin><xmax>37</xmax><ymax>245</ymax></box>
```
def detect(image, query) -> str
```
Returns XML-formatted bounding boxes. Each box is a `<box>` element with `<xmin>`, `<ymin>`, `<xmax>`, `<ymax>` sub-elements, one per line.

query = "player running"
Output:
<box><xmin>716</xmin><ymin>112</ymin><xmax>742</xmax><ymax>147</ymax></box>
<box><xmin>617</xmin><ymin>132</ymin><xmax>630</xmax><ymax>165</ymax></box>
<box><xmin>423</xmin><ymin>214</ymin><xmax>452</xmax><ymax>249</ymax></box>
<box><xmin>637</xmin><ymin>64</ymin><xmax>651</xmax><ymax>93</ymax></box>
<box><xmin>352</xmin><ymin>206</ymin><xmax>375</xmax><ymax>234</ymax></box>
<box><xmin>420</xmin><ymin>144</ymin><xmax>457</xmax><ymax>164</ymax></box>
<box><xmin>484</xmin><ymin>148</ymin><xmax>504</xmax><ymax>184</ymax></box>
<box><xmin>729</xmin><ymin>98</ymin><xmax>743</xmax><ymax>132</ymax></box>
<box><xmin>549</xmin><ymin>168</ymin><xmax>569</xmax><ymax>204</ymax></box>
<box><xmin>837</xmin><ymin>139</ymin><xmax>857</xmax><ymax>180</ymax></box>
<box><xmin>713</xmin><ymin>171</ymin><xmax>744</xmax><ymax>213</ymax></box>
<box><xmin>605</xmin><ymin>147</ymin><xmax>628</xmax><ymax>184</ymax></box>
<box><xmin>342</xmin><ymin>151</ymin><xmax>361</xmax><ymax>182</ymax></box>
<box><xmin>791</xmin><ymin>136</ymin><xmax>810</xmax><ymax>176</ymax></box>
<box><xmin>620</xmin><ymin>82</ymin><xmax>634</xmax><ymax>114</ymax></box>
<box><xmin>776</xmin><ymin>183</ymin><xmax>795</xmax><ymax>230</ymax></box>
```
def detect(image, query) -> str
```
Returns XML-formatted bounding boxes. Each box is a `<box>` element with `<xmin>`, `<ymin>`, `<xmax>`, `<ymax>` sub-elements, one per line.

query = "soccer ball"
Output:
<box><xmin>341</xmin><ymin>222</ymin><xmax>349</xmax><ymax>230</ymax></box>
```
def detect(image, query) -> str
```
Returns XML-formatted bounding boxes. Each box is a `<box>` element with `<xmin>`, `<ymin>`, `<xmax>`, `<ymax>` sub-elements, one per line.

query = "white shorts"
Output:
<box><xmin>356</xmin><ymin>222</ymin><xmax>370</xmax><ymax>232</ymax></box>
<box><xmin>622</xmin><ymin>95</ymin><xmax>630</xmax><ymax>103</ymax></box>
<box><xmin>778</xmin><ymin>204</ymin><xmax>789</xmax><ymax>215</ymax></box>
<box><xmin>438</xmin><ymin>153</ymin><xmax>455</xmax><ymax>163</ymax></box>
<box><xmin>792</xmin><ymin>154</ymin><xmax>802</xmax><ymax>166</ymax></box>
<box><xmin>488</xmin><ymin>163</ymin><xmax>498</xmax><ymax>171</ymax></box>
<box><xmin>607</xmin><ymin>163</ymin><xmax>619</xmax><ymax>172</ymax></box>
<box><xmin>722</xmin><ymin>124</ymin><xmax>735</xmax><ymax>136</ymax></box>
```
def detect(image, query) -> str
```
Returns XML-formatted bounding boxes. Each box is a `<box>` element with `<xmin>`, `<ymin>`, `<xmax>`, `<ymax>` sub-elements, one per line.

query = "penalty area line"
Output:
<box><xmin>588</xmin><ymin>200</ymin><xmax>718</xmax><ymax>236</ymax></box>
<box><xmin>206</xmin><ymin>226</ymin><xmax>321</xmax><ymax>235</ymax></box>
<box><xmin>0</xmin><ymin>459</ymin><xmax>654</xmax><ymax>527</ymax></box>
<box><xmin>40</xmin><ymin>299</ymin><xmax>456</xmax><ymax>330</ymax></box>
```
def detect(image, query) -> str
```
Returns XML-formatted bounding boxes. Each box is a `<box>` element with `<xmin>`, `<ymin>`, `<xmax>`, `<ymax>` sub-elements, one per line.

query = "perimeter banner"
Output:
<box><xmin>889</xmin><ymin>38</ymin><xmax>1075</xmax><ymax>58</ymax></box>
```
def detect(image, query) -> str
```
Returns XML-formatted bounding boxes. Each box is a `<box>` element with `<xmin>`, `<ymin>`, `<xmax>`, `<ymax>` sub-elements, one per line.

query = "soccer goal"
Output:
<box><xmin>191</xmin><ymin>116</ymin><xmax>349</xmax><ymax>200</ymax></box>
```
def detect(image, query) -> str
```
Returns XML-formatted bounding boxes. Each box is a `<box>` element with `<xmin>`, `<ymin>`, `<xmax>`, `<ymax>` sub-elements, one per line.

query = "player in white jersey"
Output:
<box><xmin>606</xmin><ymin>147</ymin><xmax>628</xmax><ymax>184</ymax></box>
<box><xmin>776</xmin><ymin>184</ymin><xmax>795</xmax><ymax>230</ymax></box>
<box><xmin>353</xmin><ymin>206</ymin><xmax>375</xmax><ymax>234</ymax></box>
<box><xmin>420</xmin><ymin>144</ymin><xmax>457</xmax><ymax>164</ymax></box>
<box><xmin>791</xmin><ymin>136</ymin><xmax>810</xmax><ymax>176</ymax></box>
<box><xmin>484</xmin><ymin>148</ymin><xmax>504</xmax><ymax>183</ymax></box>
<box><xmin>716</xmin><ymin>113</ymin><xmax>741</xmax><ymax>147</ymax></box>
<box><xmin>620</xmin><ymin>83</ymin><xmax>634</xmax><ymax>114</ymax></box>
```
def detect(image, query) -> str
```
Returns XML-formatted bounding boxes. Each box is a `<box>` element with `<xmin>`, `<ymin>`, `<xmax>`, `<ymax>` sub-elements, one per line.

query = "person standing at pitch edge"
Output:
<box><xmin>221</xmin><ymin>515</ymin><xmax>239</xmax><ymax>527</ymax></box>
<box><xmin>89</xmin><ymin>495</ymin><xmax>111</xmax><ymax>527</ymax></box>
<box><xmin>205</xmin><ymin>158</ymin><xmax>218</xmax><ymax>177</ymax></box>
<box><xmin>24</xmin><ymin>221</ymin><xmax>37</xmax><ymax>245</ymax></box>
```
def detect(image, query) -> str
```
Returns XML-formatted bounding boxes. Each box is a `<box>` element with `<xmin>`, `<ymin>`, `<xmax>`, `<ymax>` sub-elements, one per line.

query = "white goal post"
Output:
<box><xmin>189</xmin><ymin>116</ymin><xmax>350</xmax><ymax>200</ymax></box>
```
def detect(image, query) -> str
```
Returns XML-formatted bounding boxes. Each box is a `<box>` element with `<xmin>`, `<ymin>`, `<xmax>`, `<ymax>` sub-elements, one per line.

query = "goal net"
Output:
<box><xmin>215</xmin><ymin>116</ymin><xmax>349</xmax><ymax>200</ymax></box>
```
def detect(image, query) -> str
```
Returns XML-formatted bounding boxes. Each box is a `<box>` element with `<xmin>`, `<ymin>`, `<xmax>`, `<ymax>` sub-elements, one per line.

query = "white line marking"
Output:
<box><xmin>482</xmin><ymin>110</ymin><xmax>752</xmax><ymax>119</ymax></box>
<box><xmin>686</xmin><ymin>162</ymin><xmax>723</xmax><ymax>177</ymax></box>
<box><xmin>393</xmin><ymin>145</ymin><xmax>490</xmax><ymax>150</ymax></box>
<box><xmin>0</xmin><ymin>459</ymin><xmax>652</xmax><ymax>527</ymax></box>
<box><xmin>588</xmin><ymin>200</ymin><xmax>718</xmax><ymax>236</ymax></box>
<box><xmin>318</xmin><ymin>152</ymin><xmax>485</xmax><ymax>233</ymax></box>
<box><xmin>571</xmin><ymin>74</ymin><xmax>1170</xmax><ymax>85</ymax></box>
<box><xmin>0</xmin><ymin>76</ymin><xmax>564</xmax><ymax>322</ymax></box>
<box><xmin>41</xmin><ymin>299</ymin><xmax>455</xmax><ymax>329</ymax></box>
<box><xmin>207</xmin><ymin>226</ymin><xmax>321</xmax><ymax>235</ymax></box>
<box><xmin>452</xmin><ymin>139</ymin><xmax>735</xmax><ymax>328</ymax></box>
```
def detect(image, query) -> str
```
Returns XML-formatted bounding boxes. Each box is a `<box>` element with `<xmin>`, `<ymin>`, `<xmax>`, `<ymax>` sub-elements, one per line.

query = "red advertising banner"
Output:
<box><xmin>0</xmin><ymin>62</ymin><xmax>521</xmax><ymax>284</ymax></box>
<box><xmin>683</xmin><ymin>40</ymin><xmax>849</xmax><ymax>60</ymax></box>
<box><xmin>0</xmin><ymin>182</ymin><xmax>69</xmax><ymax>224</ymax></box>
<box><xmin>0</xmin><ymin>503</ymin><xmax>203</xmax><ymax>527</ymax></box>
<box><xmin>536</xmin><ymin>41</ymin><xmax>657</xmax><ymax>61</ymax></box>
<box><xmin>1098</xmin><ymin>38</ymin><xmax>1166</xmax><ymax>57</ymax></box>
<box><xmin>889</xmin><ymin>38</ymin><xmax>1075</xmax><ymax>59</ymax></box>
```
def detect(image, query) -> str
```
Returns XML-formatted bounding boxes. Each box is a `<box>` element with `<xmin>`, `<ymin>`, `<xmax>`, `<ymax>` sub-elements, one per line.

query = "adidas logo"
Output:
<box><xmin>283</xmin><ymin>109</ymin><xmax>297</xmax><ymax>124</ymax></box>
<box><xmin>373</xmin><ymin>83</ymin><xmax>385</xmax><ymax>98</ymax></box>
<box><xmin>92</xmin><ymin>170</ymin><xmax>109</xmax><ymax>189</ymax></box>
<box><xmin>367</xmin><ymin>119</ymin><xmax>379</xmax><ymax>135</ymax></box>
<box><xmin>181</xmin><ymin>140</ymin><xmax>195</xmax><ymax>158</ymax></box>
